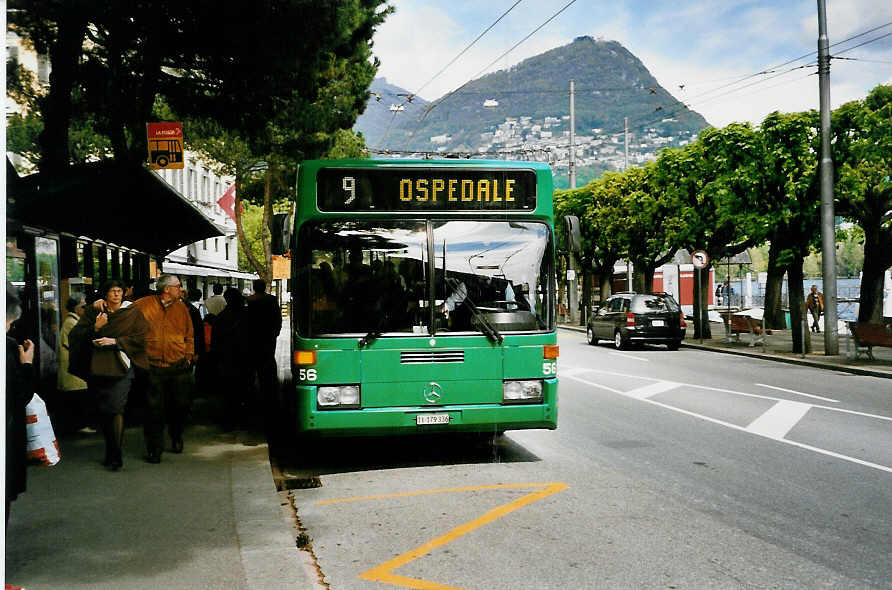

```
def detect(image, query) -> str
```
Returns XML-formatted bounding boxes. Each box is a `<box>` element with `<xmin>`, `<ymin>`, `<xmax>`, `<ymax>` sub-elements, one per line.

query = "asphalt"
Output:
<box><xmin>4</xmin><ymin>420</ymin><xmax>320</xmax><ymax>590</ymax></box>
<box><xmin>560</xmin><ymin>318</ymin><xmax>892</xmax><ymax>379</ymax></box>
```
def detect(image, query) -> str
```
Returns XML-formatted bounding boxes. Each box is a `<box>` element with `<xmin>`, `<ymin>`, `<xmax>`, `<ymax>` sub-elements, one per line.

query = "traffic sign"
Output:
<box><xmin>691</xmin><ymin>250</ymin><xmax>709</xmax><ymax>269</ymax></box>
<box><xmin>146</xmin><ymin>122</ymin><xmax>184</xmax><ymax>170</ymax></box>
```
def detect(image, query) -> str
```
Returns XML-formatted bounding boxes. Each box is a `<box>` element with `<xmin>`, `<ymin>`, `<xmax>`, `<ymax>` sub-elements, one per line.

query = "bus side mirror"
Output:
<box><xmin>564</xmin><ymin>215</ymin><xmax>582</xmax><ymax>253</ymax></box>
<box><xmin>270</xmin><ymin>212</ymin><xmax>292</xmax><ymax>255</ymax></box>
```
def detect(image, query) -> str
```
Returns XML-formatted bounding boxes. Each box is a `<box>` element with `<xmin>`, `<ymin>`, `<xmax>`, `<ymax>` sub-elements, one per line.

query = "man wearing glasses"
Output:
<box><xmin>132</xmin><ymin>274</ymin><xmax>195</xmax><ymax>463</ymax></box>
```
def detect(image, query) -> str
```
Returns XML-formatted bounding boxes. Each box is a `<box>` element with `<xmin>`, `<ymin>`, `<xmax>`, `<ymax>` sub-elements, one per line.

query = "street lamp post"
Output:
<box><xmin>817</xmin><ymin>0</ymin><xmax>838</xmax><ymax>354</ymax></box>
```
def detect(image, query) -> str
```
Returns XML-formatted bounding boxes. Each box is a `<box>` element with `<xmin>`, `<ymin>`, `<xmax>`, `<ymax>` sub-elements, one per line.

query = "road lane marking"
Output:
<box><xmin>755</xmin><ymin>383</ymin><xmax>840</xmax><ymax>403</ymax></box>
<box><xmin>623</xmin><ymin>381</ymin><xmax>682</xmax><ymax>400</ymax></box>
<box><xmin>746</xmin><ymin>400</ymin><xmax>812</xmax><ymax>439</ymax></box>
<box><xmin>560</xmin><ymin>366</ymin><xmax>591</xmax><ymax>377</ymax></box>
<box><xmin>563</xmin><ymin>367</ymin><xmax>892</xmax><ymax>473</ymax></box>
<box><xmin>608</xmin><ymin>351</ymin><xmax>650</xmax><ymax>362</ymax></box>
<box><xmin>320</xmin><ymin>482</ymin><xmax>569</xmax><ymax>590</ymax></box>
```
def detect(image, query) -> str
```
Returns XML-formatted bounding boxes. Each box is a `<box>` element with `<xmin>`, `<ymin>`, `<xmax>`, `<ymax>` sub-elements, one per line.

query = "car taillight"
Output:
<box><xmin>679</xmin><ymin>312</ymin><xmax>687</xmax><ymax>328</ymax></box>
<box><xmin>626</xmin><ymin>312</ymin><xmax>635</xmax><ymax>327</ymax></box>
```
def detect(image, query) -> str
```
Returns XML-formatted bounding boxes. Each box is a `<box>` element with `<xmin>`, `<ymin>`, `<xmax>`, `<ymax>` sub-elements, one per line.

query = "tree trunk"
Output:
<box><xmin>788</xmin><ymin>258</ymin><xmax>808</xmax><ymax>354</ymax></box>
<box><xmin>581</xmin><ymin>267</ymin><xmax>593</xmax><ymax>326</ymax></box>
<box><xmin>261</xmin><ymin>167</ymin><xmax>275</xmax><ymax>285</ymax></box>
<box><xmin>597</xmin><ymin>268</ymin><xmax>612</xmax><ymax>306</ymax></box>
<box><xmin>644</xmin><ymin>265</ymin><xmax>656</xmax><ymax>294</ymax></box>
<box><xmin>631</xmin><ymin>267</ymin><xmax>646</xmax><ymax>294</ymax></box>
<box><xmin>762</xmin><ymin>240</ymin><xmax>786</xmax><ymax>330</ymax></box>
<box><xmin>233</xmin><ymin>173</ymin><xmax>266</xmax><ymax>279</ymax></box>
<box><xmin>39</xmin><ymin>11</ymin><xmax>88</xmax><ymax>173</ymax></box>
<box><xmin>858</xmin><ymin>225</ymin><xmax>891</xmax><ymax>323</ymax></box>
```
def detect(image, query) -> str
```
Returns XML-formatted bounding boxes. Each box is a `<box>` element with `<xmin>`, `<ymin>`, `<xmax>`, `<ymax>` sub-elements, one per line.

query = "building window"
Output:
<box><xmin>37</xmin><ymin>53</ymin><xmax>51</xmax><ymax>86</ymax></box>
<box><xmin>202</xmin><ymin>240</ymin><xmax>207</xmax><ymax>250</ymax></box>
<box><xmin>225</xmin><ymin>240</ymin><xmax>230</xmax><ymax>260</ymax></box>
<box><xmin>214</xmin><ymin>238</ymin><xmax>219</xmax><ymax>252</ymax></box>
<box><xmin>187</xmin><ymin>168</ymin><xmax>194</xmax><ymax>199</ymax></box>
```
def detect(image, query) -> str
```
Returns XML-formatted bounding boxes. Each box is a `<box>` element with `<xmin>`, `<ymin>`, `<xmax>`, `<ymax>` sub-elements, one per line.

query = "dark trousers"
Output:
<box><xmin>144</xmin><ymin>367</ymin><xmax>193</xmax><ymax>454</ymax></box>
<box><xmin>809</xmin><ymin>308</ymin><xmax>821</xmax><ymax>331</ymax></box>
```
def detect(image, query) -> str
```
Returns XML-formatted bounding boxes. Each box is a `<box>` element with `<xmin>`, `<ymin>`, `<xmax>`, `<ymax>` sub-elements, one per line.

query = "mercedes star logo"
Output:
<box><xmin>423</xmin><ymin>382</ymin><xmax>443</xmax><ymax>404</ymax></box>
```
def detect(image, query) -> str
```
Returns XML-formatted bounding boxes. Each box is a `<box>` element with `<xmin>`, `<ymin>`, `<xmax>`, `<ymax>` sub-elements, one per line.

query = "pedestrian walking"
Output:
<box><xmin>6</xmin><ymin>289</ymin><xmax>35</xmax><ymax>531</ymax></box>
<box><xmin>131</xmin><ymin>274</ymin><xmax>195</xmax><ymax>463</ymax></box>
<box><xmin>806</xmin><ymin>284</ymin><xmax>824</xmax><ymax>333</ymax></box>
<box><xmin>245</xmin><ymin>279</ymin><xmax>281</xmax><ymax>424</ymax></box>
<box><xmin>70</xmin><ymin>280</ymin><xmax>149</xmax><ymax>470</ymax></box>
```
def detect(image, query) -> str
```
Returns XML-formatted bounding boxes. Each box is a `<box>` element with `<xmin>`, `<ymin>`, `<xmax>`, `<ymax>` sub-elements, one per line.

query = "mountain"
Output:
<box><xmin>357</xmin><ymin>36</ymin><xmax>709</xmax><ymax>155</ymax></box>
<box><xmin>354</xmin><ymin>78</ymin><xmax>430</xmax><ymax>147</ymax></box>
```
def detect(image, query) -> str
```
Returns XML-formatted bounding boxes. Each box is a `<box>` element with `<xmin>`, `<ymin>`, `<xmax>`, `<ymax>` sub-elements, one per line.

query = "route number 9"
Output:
<box><xmin>343</xmin><ymin>176</ymin><xmax>356</xmax><ymax>204</ymax></box>
<box><xmin>542</xmin><ymin>362</ymin><xmax>557</xmax><ymax>375</ymax></box>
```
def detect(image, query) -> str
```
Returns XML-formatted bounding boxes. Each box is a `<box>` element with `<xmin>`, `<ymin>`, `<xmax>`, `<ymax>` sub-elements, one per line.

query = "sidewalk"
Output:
<box><xmin>560</xmin><ymin>321</ymin><xmax>892</xmax><ymax>379</ymax></box>
<box><xmin>4</xmin><ymin>422</ymin><xmax>318</xmax><ymax>589</ymax></box>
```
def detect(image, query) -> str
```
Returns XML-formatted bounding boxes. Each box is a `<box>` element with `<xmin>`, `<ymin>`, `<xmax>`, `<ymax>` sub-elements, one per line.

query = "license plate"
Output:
<box><xmin>651</xmin><ymin>320</ymin><xmax>664</xmax><ymax>327</ymax></box>
<box><xmin>416</xmin><ymin>413</ymin><xmax>450</xmax><ymax>425</ymax></box>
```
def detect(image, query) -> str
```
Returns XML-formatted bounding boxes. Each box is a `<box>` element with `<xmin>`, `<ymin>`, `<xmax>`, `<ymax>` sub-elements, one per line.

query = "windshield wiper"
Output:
<box><xmin>445</xmin><ymin>277</ymin><xmax>503</xmax><ymax>344</ymax></box>
<box><xmin>358</xmin><ymin>330</ymin><xmax>380</xmax><ymax>348</ymax></box>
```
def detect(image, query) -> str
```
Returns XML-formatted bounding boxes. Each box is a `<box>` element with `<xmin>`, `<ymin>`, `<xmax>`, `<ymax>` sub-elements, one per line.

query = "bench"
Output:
<box><xmin>721</xmin><ymin>311</ymin><xmax>764</xmax><ymax>347</ymax></box>
<box><xmin>848</xmin><ymin>322</ymin><xmax>892</xmax><ymax>360</ymax></box>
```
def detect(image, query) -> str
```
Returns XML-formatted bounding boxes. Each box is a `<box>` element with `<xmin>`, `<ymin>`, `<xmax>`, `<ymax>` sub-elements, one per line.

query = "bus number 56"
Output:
<box><xmin>299</xmin><ymin>369</ymin><xmax>318</xmax><ymax>381</ymax></box>
<box><xmin>542</xmin><ymin>362</ymin><xmax>557</xmax><ymax>376</ymax></box>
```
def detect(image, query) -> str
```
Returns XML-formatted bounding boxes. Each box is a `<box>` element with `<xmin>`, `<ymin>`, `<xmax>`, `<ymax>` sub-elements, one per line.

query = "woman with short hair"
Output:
<box><xmin>70</xmin><ymin>280</ymin><xmax>149</xmax><ymax>470</ymax></box>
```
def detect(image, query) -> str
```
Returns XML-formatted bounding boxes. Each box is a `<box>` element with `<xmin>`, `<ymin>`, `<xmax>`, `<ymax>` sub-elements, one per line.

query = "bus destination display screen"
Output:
<box><xmin>316</xmin><ymin>167</ymin><xmax>537</xmax><ymax>212</ymax></box>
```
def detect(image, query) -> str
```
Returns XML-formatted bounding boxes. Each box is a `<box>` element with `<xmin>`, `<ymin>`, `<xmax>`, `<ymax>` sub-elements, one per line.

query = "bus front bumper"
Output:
<box><xmin>290</xmin><ymin>379</ymin><xmax>557</xmax><ymax>436</ymax></box>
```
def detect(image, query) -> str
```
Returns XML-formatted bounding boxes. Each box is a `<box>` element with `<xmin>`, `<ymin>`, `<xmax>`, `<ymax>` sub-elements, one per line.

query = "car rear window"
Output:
<box><xmin>632</xmin><ymin>295</ymin><xmax>680</xmax><ymax>313</ymax></box>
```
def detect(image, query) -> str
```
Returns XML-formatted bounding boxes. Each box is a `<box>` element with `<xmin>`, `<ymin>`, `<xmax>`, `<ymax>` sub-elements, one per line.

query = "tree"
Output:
<box><xmin>833</xmin><ymin>85</ymin><xmax>892</xmax><ymax>323</ymax></box>
<box><xmin>610</xmin><ymin>163</ymin><xmax>682</xmax><ymax>293</ymax></box>
<box><xmin>755</xmin><ymin>110</ymin><xmax>821</xmax><ymax>353</ymax></box>
<box><xmin>8</xmin><ymin>0</ymin><xmax>391</xmax><ymax>175</ymax></box>
<box><xmin>655</xmin><ymin>123</ymin><xmax>763</xmax><ymax>339</ymax></box>
<box><xmin>555</xmin><ymin>177</ymin><xmax>624</xmax><ymax>323</ymax></box>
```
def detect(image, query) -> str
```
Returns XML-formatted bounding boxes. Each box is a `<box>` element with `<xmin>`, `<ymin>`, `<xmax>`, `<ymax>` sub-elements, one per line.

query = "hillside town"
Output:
<box><xmin>430</xmin><ymin>114</ymin><xmax>698</xmax><ymax>170</ymax></box>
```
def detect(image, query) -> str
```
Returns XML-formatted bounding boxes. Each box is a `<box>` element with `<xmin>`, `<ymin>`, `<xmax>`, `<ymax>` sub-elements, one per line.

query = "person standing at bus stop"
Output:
<box><xmin>807</xmin><ymin>284</ymin><xmax>824</xmax><ymax>333</ymax></box>
<box><xmin>132</xmin><ymin>274</ymin><xmax>195</xmax><ymax>463</ymax></box>
<box><xmin>245</xmin><ymin>279</ymin><xmax>281</xmax><ymax>426</ymax></box>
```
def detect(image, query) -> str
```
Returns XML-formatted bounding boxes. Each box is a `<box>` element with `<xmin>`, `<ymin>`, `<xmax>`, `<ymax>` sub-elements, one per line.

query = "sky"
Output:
<box><xmin>371</xmin><ymin>0</ymin><xmax>892</xmax><ymax>127</ymax></box>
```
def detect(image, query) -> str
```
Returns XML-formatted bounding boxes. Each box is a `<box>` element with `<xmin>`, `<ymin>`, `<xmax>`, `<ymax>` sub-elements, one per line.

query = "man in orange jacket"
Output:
<box><xmin>132</xmin><ymin>274</ymin><xmax>194</xmax><ymax>463</ymax></box>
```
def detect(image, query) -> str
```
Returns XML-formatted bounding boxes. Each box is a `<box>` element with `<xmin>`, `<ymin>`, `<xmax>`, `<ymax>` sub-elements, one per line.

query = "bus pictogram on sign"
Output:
<box><xmin>146</xmin><ymin>122</ymin><xmax>184</xmax><ymax>170</ymax></box>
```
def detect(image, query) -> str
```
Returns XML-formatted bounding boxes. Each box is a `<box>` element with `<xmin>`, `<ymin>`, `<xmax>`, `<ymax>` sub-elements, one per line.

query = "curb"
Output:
<box><xmin>557</xmin><ymin>325</ymin><xmax>892</xmax><ymax>380</ymax></box>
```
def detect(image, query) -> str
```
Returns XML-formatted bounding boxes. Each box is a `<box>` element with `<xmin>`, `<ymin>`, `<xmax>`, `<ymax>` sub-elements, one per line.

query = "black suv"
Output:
<box><xmin>586</xmin><ymin>292</ymin><xmax>686</xmax><ymax>350</ymax></box>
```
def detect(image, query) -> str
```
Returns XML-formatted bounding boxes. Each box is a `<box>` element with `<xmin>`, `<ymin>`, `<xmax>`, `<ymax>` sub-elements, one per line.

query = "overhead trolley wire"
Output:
<box><xmin>402</xmin><ymin>0</ymin><xmax>580</xmax><ymax>150</ymax></box>
<box><xmin>375</xmin><ymin>0</ymin><xmax>523</xmax><ymax>147</ymax></box>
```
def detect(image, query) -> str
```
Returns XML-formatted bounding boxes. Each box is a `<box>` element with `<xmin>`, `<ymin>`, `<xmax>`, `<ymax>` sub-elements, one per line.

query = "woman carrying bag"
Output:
<box><xmin>70</xmin><ymin>280</ymin><xmax>149</xmax><ymax>471</ymax></box>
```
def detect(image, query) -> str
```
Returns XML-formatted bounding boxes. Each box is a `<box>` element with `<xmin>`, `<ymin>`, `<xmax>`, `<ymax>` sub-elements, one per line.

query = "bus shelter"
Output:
<box><xmin>6</xmin><ymin>159</ymin><xmax>222</xmax><ymax>419</ymax></box>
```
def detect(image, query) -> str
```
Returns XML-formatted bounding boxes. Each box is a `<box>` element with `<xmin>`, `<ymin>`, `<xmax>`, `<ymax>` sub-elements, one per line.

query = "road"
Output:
<box><xmin>283</xmin><ymin>330</ymin><xmax>892</xmax><ymax>589</ymax></box>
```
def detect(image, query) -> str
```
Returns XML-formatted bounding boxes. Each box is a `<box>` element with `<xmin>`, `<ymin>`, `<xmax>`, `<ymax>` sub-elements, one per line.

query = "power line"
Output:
<box><xmin>412</xmin><ymin>0</ymin><xmax>523</xmax><ymax>98</ymax></box>
<box><xmin>403</xmin><ymin>0</ymin><xmax>579</xmax><ymax>149</ymax></box>
<box><xmin>681</xmin><ymin>20</ymin><xmax>892</xmax><ymax>103</ymax></box>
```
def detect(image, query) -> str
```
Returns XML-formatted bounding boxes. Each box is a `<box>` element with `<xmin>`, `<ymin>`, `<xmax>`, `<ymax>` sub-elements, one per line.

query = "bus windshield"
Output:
<box><xmin>296</xmin><ymin>219</ymin><xmax>554</xmax><ymax>337</ymax></box>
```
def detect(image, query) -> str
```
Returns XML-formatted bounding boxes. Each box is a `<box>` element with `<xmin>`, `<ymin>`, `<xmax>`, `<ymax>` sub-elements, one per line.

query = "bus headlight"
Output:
<box><xmin>317</xmin><ymin>385</ymin><xmax>360</xmax><ymax>409</ymax></box>
<box><xmin>503</xmin><ymin>380</ymin><xmax>543</xmax><ymax>404</ymax></box>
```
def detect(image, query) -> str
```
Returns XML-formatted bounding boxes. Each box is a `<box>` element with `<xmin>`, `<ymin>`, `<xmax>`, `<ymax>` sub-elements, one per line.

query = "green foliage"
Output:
<box><xmin>236</xmin><ymin>203</ymin><xmax>267</xmax><ymax>273</ymax></box>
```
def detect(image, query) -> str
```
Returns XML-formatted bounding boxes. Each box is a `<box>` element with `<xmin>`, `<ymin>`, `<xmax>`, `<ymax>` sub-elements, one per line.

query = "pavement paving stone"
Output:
<box><xmin>4</xmin><ymin>422</ymin><xmax>316</xmax><ymax>590</ymax></box>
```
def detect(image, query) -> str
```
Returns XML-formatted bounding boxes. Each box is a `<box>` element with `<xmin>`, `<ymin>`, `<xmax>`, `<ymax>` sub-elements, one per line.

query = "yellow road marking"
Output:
<box><xmin>320</xmin><ymin>482</ymin><xmax>569</xmax><ymax>589</ymax></box>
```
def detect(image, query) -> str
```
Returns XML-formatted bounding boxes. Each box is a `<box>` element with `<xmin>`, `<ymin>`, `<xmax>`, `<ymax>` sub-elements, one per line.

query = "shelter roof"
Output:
<box><xmin>9</xmin><ymin>160</ymin><xmax>222</xmax><ymax>255</ymax></box>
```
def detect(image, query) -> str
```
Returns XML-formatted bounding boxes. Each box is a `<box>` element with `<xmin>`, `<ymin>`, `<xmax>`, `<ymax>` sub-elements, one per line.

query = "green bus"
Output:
<box><xmin>280</xmin><ymin>159</ymin><xmax>559</xmax><ymax>437</ymax></box>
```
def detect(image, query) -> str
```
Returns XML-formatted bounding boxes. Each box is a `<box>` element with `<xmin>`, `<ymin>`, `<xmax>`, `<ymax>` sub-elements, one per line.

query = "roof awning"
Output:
<box><xmin>162</xmin><ymin>260</ymin><xmax>258</xmax><ymax>281</ymax></box>
<box><xmin>10</xmin><ymin>160</ymin><xmax>222</xmax><ymax>255</ymax></box>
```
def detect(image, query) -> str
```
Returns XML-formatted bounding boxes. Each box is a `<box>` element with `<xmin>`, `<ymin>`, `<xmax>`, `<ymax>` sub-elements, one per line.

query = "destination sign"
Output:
<box><xmin>316</xmin><ymin>167</ymin><xmax>537</xmax><ymax>212</ymax></box>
